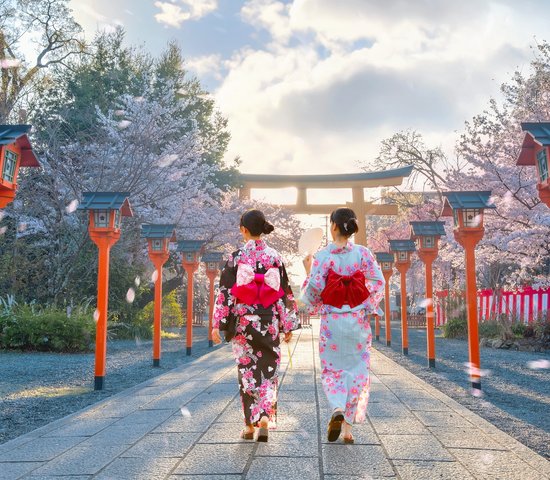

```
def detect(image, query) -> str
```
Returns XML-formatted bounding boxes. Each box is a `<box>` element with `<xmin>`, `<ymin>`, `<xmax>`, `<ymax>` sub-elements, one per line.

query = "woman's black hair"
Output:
<box><xmin>240</xmin><ymin>209</ymin><xmax>275</xmax><ymax>236</ymax></box>
<box><xmin>330</xmin><ymin>207</ymin><xmax>359</xmax><ymax>238</ymax></box>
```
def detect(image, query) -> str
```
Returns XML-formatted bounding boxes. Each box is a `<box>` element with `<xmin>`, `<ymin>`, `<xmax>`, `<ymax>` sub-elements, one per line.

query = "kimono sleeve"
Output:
<box><xmin>277</xmin><ymin>263</ymin><xmax>301</xmax><ymax>333</ymax></box>
<box><xmin>213</xmin><ymin>253</ymin><xmax>238</xmax><ymax>331</ymax></box>
<box><xmin>359</xmin><ymin>246</ymin><xmax>385</xmax><ymax>314</ymax></box>
<box><xmin>300</xmin><ymin>253</ymin><xmax>328</xmax><ymax>314</ymax></box>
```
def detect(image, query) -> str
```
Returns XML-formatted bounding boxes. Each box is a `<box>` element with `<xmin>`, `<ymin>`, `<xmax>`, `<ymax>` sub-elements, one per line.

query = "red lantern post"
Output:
<box><xmin>517</xmin><ymin>122</ymin><xmax>550</xmax><ymax>208</ymax></box>
<box><xmin>78</xmin><ymin>192</ymin><xmax>133</xmax><ymax>390</ymax></box>
<box><xmin>202</xmin><ymin>252</ymin><xmax>224</xmax><ymax>347</ymax></box>
<box><xmin>410</xmin><ymin>221</ymin><xmax>446</xmax><ymax>368</ymax></box>
<box><xmin>178</xmin><ymin>240</ymin><xmax>205</xmax><ymax>356</ymax></box>
<box><xmin>375</xmin><ymin>252</ymin><xmax>394</xmax><ymax>346</ymax></box>
<box><xmin>442</xmin><ymin>191</ymin><xmax>495</xmax><ymax>391</ymax></box>
<box><xmin>141</xmin><ymin>224</ymin><xmax>177</xmax><ymax>367</ymax></box>
<box><xmin>0</xmin><ymin>125</ymin><xmax>39</xmax><ymax>209</ymax></box>
<box><xmin>389</xmin><ymin>240</ymin><xmax>416</xmax><ymax>355</ymax></box>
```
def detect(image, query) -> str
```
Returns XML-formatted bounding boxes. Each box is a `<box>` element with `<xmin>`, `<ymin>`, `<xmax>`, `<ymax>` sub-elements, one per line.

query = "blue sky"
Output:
<box><xmin>69</xmin><ymin>0</ymin><xmax>549</xmax><ymax>190</ymax></box>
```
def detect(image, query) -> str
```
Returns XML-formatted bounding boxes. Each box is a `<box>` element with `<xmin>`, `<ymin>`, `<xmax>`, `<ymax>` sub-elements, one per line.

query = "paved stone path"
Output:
<box><xmin>1</xmin><ymin>320</ymin><xmax>549</xmax><ymax>479</ymax></box>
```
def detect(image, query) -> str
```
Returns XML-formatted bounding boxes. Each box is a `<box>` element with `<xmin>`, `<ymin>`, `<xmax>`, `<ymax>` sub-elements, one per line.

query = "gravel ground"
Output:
<box><xmin>373</xmin><ymin>321</ymin><xmax>550</xmax><ymax>460</ymax></box>
<box><xmin>0</xmin><ymin>327</ymin><xmax>219</xmax><ymax>445</ymax></box>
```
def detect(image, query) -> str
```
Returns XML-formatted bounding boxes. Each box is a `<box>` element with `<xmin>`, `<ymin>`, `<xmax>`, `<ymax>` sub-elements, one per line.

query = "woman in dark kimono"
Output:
<box><xmin>212</xmin><ymin>209</ymin><xmax>300</xmax><ymax>442</ymax></box>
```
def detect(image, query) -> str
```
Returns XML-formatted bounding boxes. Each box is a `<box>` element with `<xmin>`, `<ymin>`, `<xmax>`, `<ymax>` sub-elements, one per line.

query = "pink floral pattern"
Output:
<box><xmin>213</xmin><ymin>239</ymin><xmax>299</xmax><ymax>426</ymax></box>
<box><xmin>301</xmin><ymin>241</ymin><xmax>385</xmax><ymax>424</ymax></box>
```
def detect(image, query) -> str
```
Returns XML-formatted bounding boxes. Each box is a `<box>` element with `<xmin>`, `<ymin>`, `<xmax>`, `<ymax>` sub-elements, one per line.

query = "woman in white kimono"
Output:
<box><xmin>301</xmin><ymin>207</ymin><xmax>385</xmax><ymax>444</ymax></box>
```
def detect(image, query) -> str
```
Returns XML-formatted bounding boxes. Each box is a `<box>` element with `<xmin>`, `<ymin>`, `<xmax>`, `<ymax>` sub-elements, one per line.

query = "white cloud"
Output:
<box><xmin>214</xmin><ymin>0</ymin><xmax>536</xmax><ymax>176</ymax></box>
<box><xmin>185</xmin><ymin>53</ymin><xmax>224</xmax><ymax>79</ymax></box>
<box><xmin>154</xmin><ymin>0</ymin><xmax>218</xmax><ymax>28</ymax></box>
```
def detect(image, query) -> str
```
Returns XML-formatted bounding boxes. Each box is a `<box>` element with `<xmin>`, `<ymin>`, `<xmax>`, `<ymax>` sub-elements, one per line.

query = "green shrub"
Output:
<box><xmin>478</xmin><ymin>321</ymin><xmax>503</xmax><ymax>339</ymax></box>
<box><xmin>443</xmin><ymin>317</ymin><xmax>468</xmax><ymax>339</ymax></box>
<box><xmin>534</xmin><ymin>315</ymin><xmax>550</xmax><ymax>338</ymax></box>
<box><xmin>511</xmin><ymin>322</ymin><xmax>527</xmax><ymax>337</ymax></box>
<box><xmin>0</xmin><ymin>304</ymin><xmax>95</xmax><ymax>352</ymax></box>
<box><xmin>137</xmin><ymin>290</ymin><xmax>183</xmax><ymax>328</ymax></box>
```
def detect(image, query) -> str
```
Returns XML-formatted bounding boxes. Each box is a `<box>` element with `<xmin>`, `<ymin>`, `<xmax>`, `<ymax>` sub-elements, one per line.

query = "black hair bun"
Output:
<box><xmin>346</xmin><ymin>218</ymin><xmax>359</xmax><ymax>235</ymax></box>
<box><xmin>263</xmin><ymin>222</ymin><xmax>275</xmax><ymax>234</ymax></box>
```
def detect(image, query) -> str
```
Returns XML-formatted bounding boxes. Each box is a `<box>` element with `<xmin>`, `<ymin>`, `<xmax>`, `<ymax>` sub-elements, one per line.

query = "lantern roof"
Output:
<box><xmin>389</xmin><ymin>239</ymin><xmax>416</xmax><ymax>252</ymax></box>
<box><xmin>517</xmin><ymin>122</ymin><xmax>550</xmax><ymax>166</ymax></box>
<box><xmin>202</xmin><ymin>251</ymin><xmax>224</xmax><ymax>263</ymax></box>
<box><xmin>78</xmin><ymin>192</ymin><xmax>133</xmax><ymax>216</ymax></box>
<box><xmin>409</xmin><ymin>221</ymin><xmax>446</xmax><ymax>239</ymax></box>
<box><xmin>177</xmin><ymin>240</ymin><xmax>206</xmax><ymax>253</ymax></box>
<box><xmin>0</xmin><ymin>124</ymin><xmax>40</xmax><ymax>167</ymax></box>
<box><xmin>441</xmin><ymin>191</ymin><xmax>496</xmax><ymax>216</ymax></box>
<box><xmin>375</xmin><ymin>252</ymin><xmax>394</xmax><ymax>263</ymax></box>
<box><xmin>141</xmin><ymin>224</ymin><xmax>177</xmax><ymax>240</ymax></box>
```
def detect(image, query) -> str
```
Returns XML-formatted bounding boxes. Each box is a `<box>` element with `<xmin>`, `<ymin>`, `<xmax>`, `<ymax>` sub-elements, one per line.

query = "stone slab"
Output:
<box><xmin>379</xmin><ymin>434</ymin><xmax>455</xmax><ymax>461</ymax></box>
<box><xmin>246</xmin><ymin>456</ymin><xmax>320</xmax><ymax>480</ymax></box>
<box><xmin>322</xmin><ymin>444</ymin><xmax>395</xmax><ymax>477</ymax></box>
<box><xmin>172</xmin><ymin>444</ymin><xmax>254</xmax><ymax>475</ymax></box>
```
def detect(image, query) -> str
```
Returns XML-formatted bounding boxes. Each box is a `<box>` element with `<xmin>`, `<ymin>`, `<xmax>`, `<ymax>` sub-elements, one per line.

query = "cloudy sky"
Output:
<box><xmin>69</xmin><ymin>0</ymin><xmax>548</xmax><ymax>180</ymax></box>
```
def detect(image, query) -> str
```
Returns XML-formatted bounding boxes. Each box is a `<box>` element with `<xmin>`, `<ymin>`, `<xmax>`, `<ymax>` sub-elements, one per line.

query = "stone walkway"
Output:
<box><xmin>1</xmin><ymin>321</ymin><xmax>549</xmax><ymax>479</ymax></box>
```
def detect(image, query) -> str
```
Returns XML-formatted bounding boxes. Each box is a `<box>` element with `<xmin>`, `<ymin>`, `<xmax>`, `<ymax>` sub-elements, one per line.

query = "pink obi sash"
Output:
<box><xmin>231</xmin><ymin>264</ymin><xmax>285</xmax><ymax>308</ymax></box>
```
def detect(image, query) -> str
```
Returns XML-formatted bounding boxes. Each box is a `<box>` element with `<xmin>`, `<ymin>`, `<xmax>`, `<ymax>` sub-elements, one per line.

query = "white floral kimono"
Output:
<box><xmin>301</xmin><ymin>241</ymin><xmax>384</xmax><ymax>423</ymax></box>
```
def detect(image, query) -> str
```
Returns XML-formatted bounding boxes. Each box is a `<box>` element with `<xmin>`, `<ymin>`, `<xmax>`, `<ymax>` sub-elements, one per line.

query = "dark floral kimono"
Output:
<box><xmin>213</xmin><ymin>239</ymin><xmax>300</xmax><ymax>426</ymax></box>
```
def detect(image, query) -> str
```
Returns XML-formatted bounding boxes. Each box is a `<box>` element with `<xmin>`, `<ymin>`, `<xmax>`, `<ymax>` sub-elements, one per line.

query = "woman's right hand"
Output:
<box><xmin>212</xmin><ymin>328</ymin><xmax>222</xmax><ymax>345</ymax></box>
<box><xmin>303</xmin><ymin>254</ymin><xmax>313</xmax><ymax>275</ymax></box>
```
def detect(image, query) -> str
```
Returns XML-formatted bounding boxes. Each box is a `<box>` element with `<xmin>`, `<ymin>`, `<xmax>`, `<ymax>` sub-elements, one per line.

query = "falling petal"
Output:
<box><xmin>135</xmin><ymin>336</ymin><xmax>142</xmax><ymax>346</ymax></box>
<box><xmin>134</xmin><ymin>276</ymin><xmax>141</xmax><ymax>287</ymax></box>
<box><xmin>151</xmin><ymin>270</ymin><xmax>159</xmax><ymax>282</ymax></box>
<box><xmin>134</xmin><ymin>96</ymin><xmax>145</xmax><ymax>102</ymax></box>
<box><xmin>472</xmin><ymin>214</ymin><xmax>483</xmax><ymax>227</ymax></box>
<box><xmin>158</xmin><ymin>153</ymin><xmax>178</xmax><ymax>167</ymax></box>
<box><xmin>0</xmin><ymin>226</ymin><xmax>7</xmax><ymax>236</ymax></box>
<box><xmin>418</xmin><ymin>298</ymin><xmax>433</xmax><ymax>308</ymax></box>
<box><xmin>17</xmin><ymin>223</ymin><xmax>27</xmax><ymax>232</ymax></box>
<box><xmin>0</xmin><ymin>211</ymin><xmax>5</xmax><ymax>221</ymax></box>
<box><xmin>527</xmin><ymin>359</ymin><xmax>550</xmax><ymax>370</ymax></box>
<box><xmin>93</xmin><ymin>309</ymin><xmax>100</xmax><ymax>323</ymax></box>
<box><xmin>471</xmin><ymin>388</ymin><xmax>484</xmax><ymax>398</ymax></box>
<box><xmin>126</xmin><ymin>288</ymin><xmax>135</xmax><ymax>303</ymax></box>
<box><xmin>180</xmin><ymin>406</ymin><xmax>191</xmax><ymax>418</ymax></box>
<box><xmin>0</xmin><ymin>58</ymin><xmax>21</xmax><ymax>68</ymax></box>
<box><xmin>65</xmin><ymin>199</ymin><xmax>79</xmax><ymax>213</ymax></box>
<box><xmin>118</xmin><ymin>120</ymin><xmax>131</xmax><ymax>129</ymax></box>
<box><xmin>114</xmin><ymin>109</ymin><xmax>125</xmax><ymax>116</ymax></box>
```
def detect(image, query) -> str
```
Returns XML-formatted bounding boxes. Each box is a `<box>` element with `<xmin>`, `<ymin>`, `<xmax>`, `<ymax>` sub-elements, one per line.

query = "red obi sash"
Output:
<box><xmin>231</xmin><ymin>265</ymin><xmax>285</xmax><ymax>308</ymax></box>
<box><xmin>321</xmin><ymin>270</ymin><xmax>370</xmax><ymax>309</ymax></box>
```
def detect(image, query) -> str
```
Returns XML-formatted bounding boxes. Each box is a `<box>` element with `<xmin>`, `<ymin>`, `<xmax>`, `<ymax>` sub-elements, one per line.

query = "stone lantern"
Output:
<box><xmin>409</xmin><ymin>221</ymin><xmax>446</xmax><ymax>368</ymax></box>
<box><xmin>516</xmin><ymin>122</ymin><xmax>550</xmax><ymax>207</ymax></box>
<box><xmin>78</xmin><ymin>192</ymin><xmax>133</xmax><ymax>390</ymax></box>
<box><xmin>375</xmin><ymin>252</ymin><xmax>394</xmax><ymax>345</ymax></box>
<box><xmin>202</xmin><ymin>251</ymin><xmax>225</xmax><ymax>347</ymax></box>
<box><xmin>141</xmin><ymin>224</ymin><xmax>177</xmax><ymax>367</ymax></box>
<box><xmin>389</xmin><ymin>239</ymin><xmax>416</xmax><ymax>355</ymax></box>
<box><xmin>441</xmin><ymin>191</ymin><xmax>495</xmax><ymax>391</ymax></box>
<box><xmin>0</xmin><ymin>125</ymin><xmax>40</xmax><ymax>208</ymax></box>
<box><xmin>177</xmin><ymin>240</ymin><xmax>206</xmax><ymax>355</ymax></box>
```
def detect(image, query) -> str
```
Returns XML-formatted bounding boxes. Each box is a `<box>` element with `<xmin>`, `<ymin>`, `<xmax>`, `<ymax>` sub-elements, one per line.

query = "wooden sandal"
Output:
<box><xmin>256</xmin><ymin>426</ymin><xmax>268</xmax><ymax>442</ymax></box>
<box><xmin>343</xmin><ymin>435</ymin><xmax>355</xmax><ymax>444</ymax></box>
<box><xmin>240</xmin><ymin>429</ymin><xmax>254</xmax><ymax>440</ymax></box>
<box><xmin>327</xmin><ymin>410</ymin><xmax>345</xmax><ymax>442</ymax></box>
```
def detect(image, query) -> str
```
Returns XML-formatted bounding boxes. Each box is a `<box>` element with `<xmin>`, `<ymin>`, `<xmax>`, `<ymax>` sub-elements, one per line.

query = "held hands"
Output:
<box><xmin>282</xmin><ymin>331</ymin><xmax>293</xmax><ymax>343</ymax></box>
<box><xmin>303</xmin><ymin>254</ymin><xmax>313</xmax><ymax>275</ymax></box>
<box><xmin>212</xmin><ymin>328</ymin><xmax>222</xmax><ymax>345</ymax></box>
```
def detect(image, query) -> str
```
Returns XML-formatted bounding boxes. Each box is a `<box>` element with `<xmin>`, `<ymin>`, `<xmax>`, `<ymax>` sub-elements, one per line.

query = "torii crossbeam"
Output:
<box><xmin>238</xmin><ymin>165</ymin><xmax>414</xmax><ymax>246</ymax></box>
